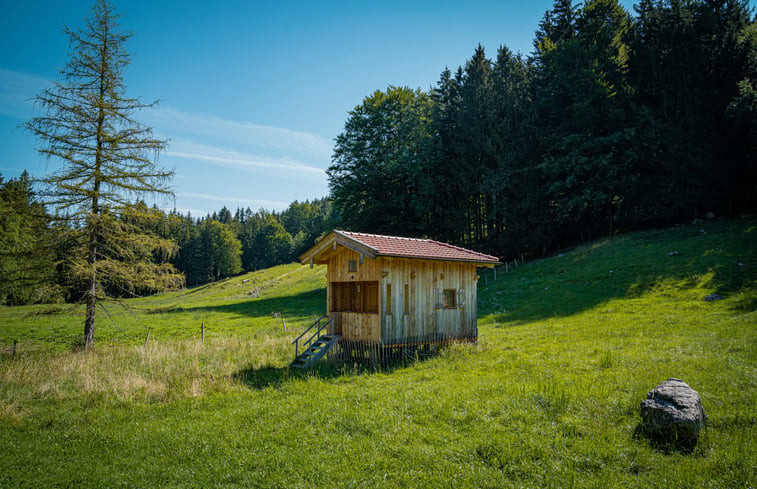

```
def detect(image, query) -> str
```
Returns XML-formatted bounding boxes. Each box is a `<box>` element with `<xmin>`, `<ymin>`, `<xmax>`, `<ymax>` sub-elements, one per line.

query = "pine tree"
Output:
<box><xmin>25</xmin><ymin>0</ymin><xmax>183</xmax><ymax>348</ymax></box>
<box><xmin>423</xmin><ymin>68</ymin><xmax>465</xmax><ymax>244</ymax></box>
<box><xmin>482</xmin><ymin>47</ymin><xmax>543</xmax><ymax>255</ymax></box>
<box><xmin>0</xmin><ymin>171</ymin><xmax>59</xmax><ymax>305</ymax></box>
<box><xmin>629</xmin><ymin>0</ymin><xmax>756</xmax><ymax>218</ymax></box>
<box><xmin>457</xmin><ymin>45</ymin><xmax>495</xmax><ymax>245</ymax></box>
<box><xmin>534</xmin><ymin>0</ymin><xmax>635</xmax><ymax>242</ymax></box>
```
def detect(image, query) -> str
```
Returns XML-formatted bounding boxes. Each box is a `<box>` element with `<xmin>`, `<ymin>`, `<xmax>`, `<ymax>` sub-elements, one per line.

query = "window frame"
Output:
<box><xmin>442</xmin><ymin>289</ymin><xmax>457</xmax><ymax>309</ymax></box>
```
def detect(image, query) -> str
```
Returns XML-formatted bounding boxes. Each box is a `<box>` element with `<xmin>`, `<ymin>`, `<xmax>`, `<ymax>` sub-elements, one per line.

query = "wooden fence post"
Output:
<box><xmin>201</xmin><ymin>323</ymin><xmax>205</xmax><ymax>342</ymax></box>
<box><xmin>282</xmin><ymin>317</ymin><xmax>287</xmax><ymax>332</ymax></box>
<box><xmin>12</xmin><ymin>339</ymin><xmax>17</xmax><ymax>359</ymax></box>
<box><xmin>144</xmin><ymin>330</ymin><xmax>150</xmax><ymax>347</ymax></box>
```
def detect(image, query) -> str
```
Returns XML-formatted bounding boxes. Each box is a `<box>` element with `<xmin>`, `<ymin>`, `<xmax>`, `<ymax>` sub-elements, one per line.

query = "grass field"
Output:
<box><xmin>0</xmin><ymin>216</ymin><xmax>755</xmax><ymax>488</ymax></box>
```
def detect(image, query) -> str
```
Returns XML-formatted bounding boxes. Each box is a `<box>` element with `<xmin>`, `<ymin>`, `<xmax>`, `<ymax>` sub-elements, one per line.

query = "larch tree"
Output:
<box><xmin>25</xmin><ymin>0</ymin><xmax>183</xmax><ymax>348</ymax></box>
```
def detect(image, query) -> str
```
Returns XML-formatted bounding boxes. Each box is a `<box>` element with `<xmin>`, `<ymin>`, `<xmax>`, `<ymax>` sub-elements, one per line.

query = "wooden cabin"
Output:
<box><xmin>298</xmin><ymin>231</ymin><xmax>500</xmax><ymax>351</ymax></box>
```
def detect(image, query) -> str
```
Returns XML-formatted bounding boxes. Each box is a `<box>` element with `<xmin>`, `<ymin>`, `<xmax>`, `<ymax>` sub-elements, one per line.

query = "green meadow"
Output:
<box><xmin>0</xmin><ymin>216</ymin><xmax>755</xmax><ymax>488</ymax></box>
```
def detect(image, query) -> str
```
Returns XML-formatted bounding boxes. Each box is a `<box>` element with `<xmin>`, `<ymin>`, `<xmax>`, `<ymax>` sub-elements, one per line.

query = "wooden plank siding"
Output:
<box><xmin>339</xmin><ymin>312</ymin><xmax>381</xmax><ymax>341</ymax></box>
<box><xmin>326</xmin><ymin>247</ymin><xmax>478</xmax><ymax>344</ymax></box>
<box><xmin>327</xmin><ymin>248</ymin><xmax>382</xmax><ymax>282</ymax></box>
<box><xmin>379</xmin><ymin>257</ymin><xmax>478</xmax><ymax>344</ymax></box>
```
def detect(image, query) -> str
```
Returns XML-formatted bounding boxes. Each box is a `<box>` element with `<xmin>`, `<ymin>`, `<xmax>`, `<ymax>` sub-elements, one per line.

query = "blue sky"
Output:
<box><xmin>2</xmin><ymin>0</ymin><xmax>643</xmax><ymax>216</ymax></box>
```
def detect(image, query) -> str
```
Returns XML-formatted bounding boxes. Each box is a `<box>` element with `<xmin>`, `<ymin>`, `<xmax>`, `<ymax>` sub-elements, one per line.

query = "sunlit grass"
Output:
<box><xmin>0</xmin><ymin>263</ymin><xmax>327</xmax><ymax>348</ymax></box>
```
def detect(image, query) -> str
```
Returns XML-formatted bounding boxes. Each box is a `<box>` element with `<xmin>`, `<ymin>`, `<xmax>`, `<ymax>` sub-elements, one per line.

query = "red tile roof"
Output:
<box><xmin>335</xmin><ymin>230</ymin><xmax>500</xmax><ymax>264</ymax></box>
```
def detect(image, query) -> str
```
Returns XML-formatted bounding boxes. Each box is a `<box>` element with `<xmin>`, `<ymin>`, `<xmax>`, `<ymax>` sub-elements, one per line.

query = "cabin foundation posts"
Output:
<box><xmin>328</xmin><ymin>334</ymin><xmax>476</xmax><ymax>369</ymax></box>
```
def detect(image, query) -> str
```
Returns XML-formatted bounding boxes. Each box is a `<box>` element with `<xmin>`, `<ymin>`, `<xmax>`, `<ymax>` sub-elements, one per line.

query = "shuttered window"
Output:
<box><xmin>330</xmin><ymin>281</ymin><xmax>379</xmax><ymax>313</ymax></box>
<box><xmin>443</xmin><ymin>289</ymin><xmax>457</xmax><ymax>309</ymax></box>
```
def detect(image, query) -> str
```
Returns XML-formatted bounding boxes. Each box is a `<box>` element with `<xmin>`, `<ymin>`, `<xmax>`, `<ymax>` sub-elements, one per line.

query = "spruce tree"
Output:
<box><xmin>0</xmin><ymin>171</ymin><xmax>58</xmax><ymax>305</ymax></box>
<box><xmin>25</xmin><ymin>0</ymin><xmax>183</xmax><ymax>348</ymax></box>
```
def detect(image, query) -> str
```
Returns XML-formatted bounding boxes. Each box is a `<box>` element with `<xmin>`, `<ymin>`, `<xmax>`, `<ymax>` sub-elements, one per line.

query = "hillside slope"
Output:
<box><xmin>0</xmin><ymin>262</ymin><xmax>327</xmax><ymax>346</ymax></box>
<box><xmin>0</xmin><ymin>216</ymin><xmax>754</xmax><ymax>488</ymax></box>
<box><xmin>478</xmin><ymin>215</ymin><xmax>755</xmax><ymax>321</ymax></box>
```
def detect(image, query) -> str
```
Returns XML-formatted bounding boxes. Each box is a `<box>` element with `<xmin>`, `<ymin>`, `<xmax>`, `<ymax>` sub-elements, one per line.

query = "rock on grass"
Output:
<box><xmin>640</xmin><ymin>378</ymin><xmax>707</xmax><ymax>451</ymax></box>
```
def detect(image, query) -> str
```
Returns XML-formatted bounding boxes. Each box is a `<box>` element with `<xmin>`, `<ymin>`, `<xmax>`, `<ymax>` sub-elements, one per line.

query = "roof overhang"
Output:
<box><xmin>299</xmin><ymin>231</ymin><xmax>377</xmax><ymax>266</ymax></box>
<box><xmin>299</xmin><ymin>230</ymin><xmax>501</xmax><ymax>268</ymax></box>
<box><xmin>378</xmin><ymin>254</ymin><xmax>500</xmax><ymax>267</ymax></box>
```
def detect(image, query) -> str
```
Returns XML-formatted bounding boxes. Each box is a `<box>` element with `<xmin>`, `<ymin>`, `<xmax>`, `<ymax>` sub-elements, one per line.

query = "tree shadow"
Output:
<box><xmin>483</xmin><ymin>229</ymin><xmax>755</xmax><ymax>325</ymax></box>
<box><xmin>235</xmin><ymin>361</ymin><xmax>362</xmax><ymax>390</ymax></box>
<box><xmin>233</xmin><ymin>365</ymin><xmax>333</xmax><ymax>390</ymax></box>
<box><xmin>235</xmin><ymin>345</ymin><xmax>449</xmax><ymax>390</ymax></box>
<box><xmin>146</xmin><ymin>288</ymin><xmax>327</xmax><ymax>320</ymax></box>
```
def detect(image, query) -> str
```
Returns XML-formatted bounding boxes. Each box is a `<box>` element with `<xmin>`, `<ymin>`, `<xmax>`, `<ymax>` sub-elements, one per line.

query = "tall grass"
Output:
<box><xmin>0</xmin><ymin>336</ymin><xmax>294</xmax><ymax>416</ymax></box>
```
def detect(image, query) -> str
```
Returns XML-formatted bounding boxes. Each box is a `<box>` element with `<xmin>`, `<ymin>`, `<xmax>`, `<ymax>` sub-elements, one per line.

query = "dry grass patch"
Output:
<box><xmin>0</xmin><ymin>334</ymin><xmax>295</xmax><ymax>414</ymax></box>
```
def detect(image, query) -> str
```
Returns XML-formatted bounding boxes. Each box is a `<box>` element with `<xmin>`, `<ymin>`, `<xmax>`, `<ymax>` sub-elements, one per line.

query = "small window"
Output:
<box><xmin>385</xmin><ymin>284</ymin><xmax>392</xmax><ymax>314</ymax></box>
<box><xmin>403</xmin><ymin>283</ymin><xmax>410</xmax><ymax>315</ymax></box>
<box><xmin>443</xmin><ymin>289</ymin><xmax>457</xmax><ymax>309</ymax></box>
<box><xmin>348</xmin><ymin>260</ymin><xmax>358</xmax><ymax>272</ymax></box>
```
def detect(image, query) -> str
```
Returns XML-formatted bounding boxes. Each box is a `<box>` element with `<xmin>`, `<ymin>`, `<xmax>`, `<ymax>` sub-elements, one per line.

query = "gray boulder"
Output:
<box><xmin>640</xmin><ymin>378</ymin><xmax>707</xmax><ymax>449</ymax></box>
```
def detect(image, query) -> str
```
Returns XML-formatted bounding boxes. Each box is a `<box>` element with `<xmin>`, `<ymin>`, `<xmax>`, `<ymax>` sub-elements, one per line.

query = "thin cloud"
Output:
<box><xmin>162</xmin><ymin>206</ymin><xmax>214</xmax><ymax>217</ymax></box>
<box><xmin>1</xmin><ymin>68</ymin><xmax>333</xmax><ymax>166</ymax></box>
<box><xmin>0</xmin><ymin>68</ymin><xmax>50</xmax><ymax>119</ymax></box>
<box><xmin>0</xmin><ymin>68</ymin><xmax>331</xmax><ymax>210</ymax></box>
<box><xmin>176</xmin><ymin>191</ymin><xmax>288</xmax><ymax>209</ymax></box>
<box><xmin>166</xmin><ymin>138</ymin><xmax>327</xmax><ymax>180</ymax></box>
<box><xmin>148</xmin><ymin>106</ymin><xmax>333</xmax><ymax>161</ymax></box>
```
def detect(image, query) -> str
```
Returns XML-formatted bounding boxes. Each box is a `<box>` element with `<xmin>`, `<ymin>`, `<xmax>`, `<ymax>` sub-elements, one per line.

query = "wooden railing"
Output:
<box><xmin>292</xmin><ymin>315</ymin><xmax>334</xmax><ymax>359</ymax></box>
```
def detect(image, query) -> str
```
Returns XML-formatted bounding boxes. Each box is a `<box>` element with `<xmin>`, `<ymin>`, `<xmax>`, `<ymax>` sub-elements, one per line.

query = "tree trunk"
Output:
<box><xmin>84</xmin><ymin>34</ymin><xmax>106</xmax><ymax>351</ymax></box>
<box><xmin>84</xmin><ymin>277</ymin><xmax>96</xmax><ymax>349</ymax></box>
<box><xmin>83</xmin><ymin>215</ymin><xmax>98</xmax><ymax>350</ymax></box>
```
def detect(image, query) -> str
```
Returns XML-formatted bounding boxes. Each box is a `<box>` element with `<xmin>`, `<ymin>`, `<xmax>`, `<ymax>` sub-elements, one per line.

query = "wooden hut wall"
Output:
<box><xmin>327</xmin><ymin>248</ymin><xmax>381</xmax><ymax>282</ymax></box>
<box><xmin>338</xmin><ymin>312</ymin><xmax>381</xmax><ymax>342</ymax></box>
<box><xmin>380</xmin><ymin>258</ymin><xmax>478</xmax><ymax>344</ymax></box>
<box><xmin>325</xmin><ymin>246</ymin><xmax>480</xmax><ymax>344</ymax></box>
<box><xmin>327</xmin><ymin>248</ymin><xmax>382</xmax><ymax>341</ymax></box>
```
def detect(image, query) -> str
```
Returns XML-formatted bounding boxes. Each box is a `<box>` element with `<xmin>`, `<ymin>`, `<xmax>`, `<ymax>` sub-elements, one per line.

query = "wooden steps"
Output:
<box><xmin>291</xmin><ymin>334</ymin><xmax>341</xmax><ymax>369</ymax></box>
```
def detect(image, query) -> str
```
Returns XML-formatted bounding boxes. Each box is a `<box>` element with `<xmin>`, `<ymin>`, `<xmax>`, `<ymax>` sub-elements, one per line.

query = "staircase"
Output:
<box><xmin>291</xmin><ymin>315</ymin><xmax>339</xmax><ymax>369</ymax></box>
